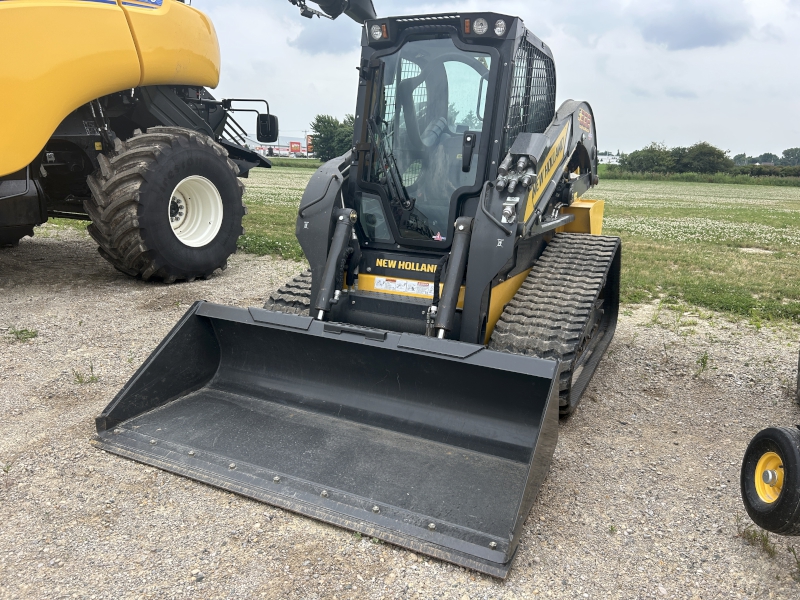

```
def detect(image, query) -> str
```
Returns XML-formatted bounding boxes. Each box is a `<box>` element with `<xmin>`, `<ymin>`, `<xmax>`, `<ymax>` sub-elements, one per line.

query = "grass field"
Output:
<box><xmin>239</xmin><ymin>167</ymin><xmax>311</xmax><ymax>260</ymax></box>
<box><xmin>264</xmin><ymin>157</ymin><xmax>321</xmax><ymax>169</ymax></box>
<box><xmin>590</xmin><ymin>180</ymin><xmax>800</xmax><ymax>323</ymax></box>
<box><xmin>241</xmin><ymin>168</ymin><xmax>800</xmax><ymax>323</ymax></box>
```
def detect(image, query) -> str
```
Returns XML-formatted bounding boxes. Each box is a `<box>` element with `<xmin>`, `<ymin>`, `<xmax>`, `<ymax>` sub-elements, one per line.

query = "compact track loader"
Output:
<box><xmin>95</xmin><ymin>11</ymin><xmax>621</xmax><ymax>577</ymax></box>
<box><xmin>0</xmin><ymin>0</ymin><xmax>279</xmax><ymax>282</ymax></box>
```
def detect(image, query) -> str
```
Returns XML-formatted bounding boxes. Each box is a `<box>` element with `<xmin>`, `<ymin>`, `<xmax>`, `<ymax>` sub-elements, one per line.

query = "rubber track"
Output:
<box><xmin>84</xmin><ymin>127</ymin><xmax>243</xmax><ymax>283</ymax></box>
<box><xmin>264</xmin><ymin>270</ymin><xmax>313</xmax><ymax>314</ymax></box>
<box><xmin>489</xmin><ymin>233</ymin><xmax>620</xmax><ymax>413</ymax></box>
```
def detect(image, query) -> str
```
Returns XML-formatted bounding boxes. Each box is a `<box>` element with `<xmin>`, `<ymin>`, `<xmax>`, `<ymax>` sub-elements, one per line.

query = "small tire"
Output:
<box><xmin>85</xmin><ymin>127</ymin><xmax>245</xmax><ymax>283</ymax></box>
<box><xmin>264</xmin><ymin>270</ymin><xmax>312</xmax><ymax>315</ymax></box>
<box><xmin>741</xmin><ymin>426</ymin><xmax>800</xmax><ymax>535</ymax></box>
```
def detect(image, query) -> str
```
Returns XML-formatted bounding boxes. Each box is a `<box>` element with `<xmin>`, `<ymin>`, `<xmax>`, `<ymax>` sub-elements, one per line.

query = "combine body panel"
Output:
<box><xmin>0</xmin><ymin>0</ymin><xmax>142</xmax><ymax>176</ymax></box>
<box><xmin>96</xmin><ymin>11</ymin><xmax>620</xmax><ymax>576</ymax></box>
<box><xmin>0</xmin><ymin>0</ymin><xmax>221</xmax><ymax>178</ymax></box>
<box><xmin>121</xmin><ymin>0</ymin><xmax>221</xmax><ymax>88</ymax></box>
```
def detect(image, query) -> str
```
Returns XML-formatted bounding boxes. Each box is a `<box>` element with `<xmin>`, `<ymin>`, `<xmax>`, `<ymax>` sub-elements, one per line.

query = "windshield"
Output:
<box><xmin>361</xmin><ymin>37</ymin><xmax>492</xmax><ymax>243</ymax></box>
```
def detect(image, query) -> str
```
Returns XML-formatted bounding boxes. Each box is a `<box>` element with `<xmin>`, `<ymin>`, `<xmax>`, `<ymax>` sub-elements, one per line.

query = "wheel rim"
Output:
<box><xmin>168</xmin><ymin>176</ymin><xmax>223</xmax><ymax>247</ymax></box>
<box><xmin>755</xmin><ymin>451</ymin><xmax>784</xmax><ymax>503</ymax></box>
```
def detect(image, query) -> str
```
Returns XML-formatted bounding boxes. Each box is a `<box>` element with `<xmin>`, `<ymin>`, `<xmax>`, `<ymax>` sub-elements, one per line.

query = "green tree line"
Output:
<box><xmin>619</xmin><ymin>142</ymin><xmax>800</xmax><ymax>176</ymax></box>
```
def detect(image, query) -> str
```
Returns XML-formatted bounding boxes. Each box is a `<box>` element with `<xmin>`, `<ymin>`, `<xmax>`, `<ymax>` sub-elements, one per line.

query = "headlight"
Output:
<box><xmin>473</xmin><ymin>18</ymin><xmax>488</xmax><ymax>35</ymax></box>
<box><xmin>494</xmin><ymin>20</ymin><xmax>506</xmax><ymax>36</ymax></box>
<box><xmin>370</xmin><ymin>24</ymin><xmax>383</xmax><ymax>40</ymax></box>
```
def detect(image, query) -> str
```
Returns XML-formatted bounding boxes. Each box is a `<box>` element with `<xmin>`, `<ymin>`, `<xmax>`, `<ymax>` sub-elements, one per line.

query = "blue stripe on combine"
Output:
<box><xmin>121</xmin><ymin>0</ymin><xmax>163</xmax><ymax>7</ymax></box>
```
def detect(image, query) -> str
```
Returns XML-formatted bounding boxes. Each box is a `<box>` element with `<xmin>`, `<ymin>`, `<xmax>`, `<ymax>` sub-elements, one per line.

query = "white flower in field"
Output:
<box><xmin>591</xmin><ymin>179</ymin><xmax>800</xmax><ymax>249</ymax></box>
<box><xmin>242</xmin><ymin>166</ymin><xmax>313</xmax><ymax>208</ymax></box>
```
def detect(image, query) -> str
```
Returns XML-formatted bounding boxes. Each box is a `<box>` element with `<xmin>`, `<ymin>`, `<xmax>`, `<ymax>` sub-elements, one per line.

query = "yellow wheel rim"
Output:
<box><xmin>755</xmin><ymin>451</ymin><xmax>784</xmax><ymax>503</ymax></box>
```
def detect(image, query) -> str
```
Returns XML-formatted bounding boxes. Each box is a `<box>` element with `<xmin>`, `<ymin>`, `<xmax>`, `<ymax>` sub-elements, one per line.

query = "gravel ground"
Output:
<box><xmin>2</xmin><ymin>226</ymin><xmax>800</xmax><ymax>600</ymax></box>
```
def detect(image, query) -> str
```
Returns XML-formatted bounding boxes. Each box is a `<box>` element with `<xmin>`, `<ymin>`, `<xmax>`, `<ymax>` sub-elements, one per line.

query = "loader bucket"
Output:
<box><xmin>93</xmin><ymin>302</ymin><xmax>560</xmax><ymax>577</ymax></box>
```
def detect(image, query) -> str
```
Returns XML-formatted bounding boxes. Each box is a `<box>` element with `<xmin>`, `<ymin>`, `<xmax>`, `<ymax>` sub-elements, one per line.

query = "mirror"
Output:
<box><xmin>257</xmin><ymin>114</ymin><xmax>279</xmax><ymax>143</ymax></box>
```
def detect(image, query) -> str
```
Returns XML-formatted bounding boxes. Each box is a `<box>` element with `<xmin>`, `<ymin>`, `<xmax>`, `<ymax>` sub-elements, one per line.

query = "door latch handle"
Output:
<box><xmin>462</xmin><ymin>132</ymin><xmax>476</xmax><ymax>172</ymax></box>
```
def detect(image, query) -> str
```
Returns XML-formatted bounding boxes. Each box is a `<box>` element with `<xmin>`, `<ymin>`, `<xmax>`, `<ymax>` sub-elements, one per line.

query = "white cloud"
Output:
<box><xmin>193</xmin><ymin>0</ymin><xmax>800</xmax><ymax>154</ymax></box>
<box><xmin>631</xmin><ymin>0</ymin><xmax>751</xmax><ymax>50</ymax></box>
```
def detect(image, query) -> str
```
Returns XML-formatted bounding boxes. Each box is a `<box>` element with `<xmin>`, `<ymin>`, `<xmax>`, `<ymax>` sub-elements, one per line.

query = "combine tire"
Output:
<box><xmin>489</xmin><ymin>233</ymin><xmax>620</xmax><ymax>416</ymax></box>
<box><xmin>741</xmin><ymin>427</ymin><xmax>800</xmax><ymax>535</ymax></box>
<box><xmin>85</xmin><ymin>127</ymin><xmax>245</xmax><ymax>283</ymax></box>
<box><xmin>263</xmin><ymin>270</ymin><xmax>312</xmax><ymax>314</ymax></box>
<box><xmin>0</xmin><ymin>225</ymin><xmax>34</xmax><ymax>247</ymax></box>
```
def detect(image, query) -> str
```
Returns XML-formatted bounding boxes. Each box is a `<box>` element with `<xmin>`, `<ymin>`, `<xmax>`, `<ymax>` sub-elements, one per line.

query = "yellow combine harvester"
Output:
<box><xmin>0</xmin><ymin>0</ymin><xmax>278</xmax><ymax>281</ymax></box>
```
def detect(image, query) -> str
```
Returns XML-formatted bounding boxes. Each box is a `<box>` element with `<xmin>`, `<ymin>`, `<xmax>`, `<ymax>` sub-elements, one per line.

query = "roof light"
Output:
<box><xmin>494</xmin><ymin>20</ymin><xmax>506</xmax><ymax>36</ymax></box>
<box><xmin>370</xmin><ymin>24</ymin><xmax>383</xmax><ymax>40</ymax></box>
<box><xmin>473</xmin><ymin>18</ymin><xmax>488</xmax><ymax>35</ymax></box>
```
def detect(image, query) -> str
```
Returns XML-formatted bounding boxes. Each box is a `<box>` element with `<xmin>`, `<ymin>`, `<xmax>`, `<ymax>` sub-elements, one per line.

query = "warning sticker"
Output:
<box><xmin>83</xmin><ymin>120</ymin><xmax>100</xmax><ymax>136</ymax></box>
<box><xmin>578</xmin><ymin>108</ymin><xmax>592</xmax><ymax>133</ymax></box>
<box><xmin>374</xmin><ymin>277</ymin><xmax>435</xmax><ymax>297</ymax></box>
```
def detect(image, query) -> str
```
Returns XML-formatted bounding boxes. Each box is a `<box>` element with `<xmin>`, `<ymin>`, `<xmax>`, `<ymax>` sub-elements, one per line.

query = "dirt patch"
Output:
<box><xmin>1</xmin><ymin>233</ymin><xmax>800</xmax><ymax>599</ymax></box>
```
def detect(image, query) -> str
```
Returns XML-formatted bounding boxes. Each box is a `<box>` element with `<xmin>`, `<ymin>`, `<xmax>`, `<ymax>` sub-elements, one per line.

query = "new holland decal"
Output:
<box><xmin>523</xmin><ymin>122</ymin><xmax>571</xmax><ymax>222</ymax></box>
<box><xmin>375</xmin><ymin>258</ymin><xmax>438</xmax><ymax>273</ymax></box>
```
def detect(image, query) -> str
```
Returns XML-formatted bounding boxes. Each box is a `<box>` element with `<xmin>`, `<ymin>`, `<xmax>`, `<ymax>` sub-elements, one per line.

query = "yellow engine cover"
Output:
<box><xmin>0</xmin><ymin>0</ymin><xmax>221</xmax><ymax>178</ymax></box>
<box><xmin>121</xmin><ymin>0</ymin><xmax>221</xmax><ymax>87</ymax></box>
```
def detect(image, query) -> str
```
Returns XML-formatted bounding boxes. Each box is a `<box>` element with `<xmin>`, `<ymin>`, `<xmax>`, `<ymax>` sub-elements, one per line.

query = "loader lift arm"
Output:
<box><xmin>289</xmin><ymin>0</ymin><xmax>377</xmax><ymax>23</ymax></box>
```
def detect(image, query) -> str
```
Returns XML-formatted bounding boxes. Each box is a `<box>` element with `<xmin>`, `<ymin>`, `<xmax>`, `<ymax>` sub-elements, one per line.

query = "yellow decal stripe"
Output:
<box><xmin>523</xmin><ymin>124</ymin><xmax>571</xmax><ymax>222</ymax></box>
<box><xmin>484</xmin><ymin>269</ymin><xmax>531</xmax><ymax>344</ymax></box>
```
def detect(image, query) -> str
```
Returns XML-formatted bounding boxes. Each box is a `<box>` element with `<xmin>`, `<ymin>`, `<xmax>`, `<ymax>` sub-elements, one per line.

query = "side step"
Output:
<box><xmin>489</xmin><ymin>233</ymin><xmax>621</xmax><ymax>415</ymax></box>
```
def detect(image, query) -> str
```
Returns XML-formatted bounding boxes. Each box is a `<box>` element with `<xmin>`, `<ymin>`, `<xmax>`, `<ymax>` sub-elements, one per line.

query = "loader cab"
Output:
<box><xmin>351</xmin><ymin>14</ymin><xmax>556</xmax><ymax>251</ymax></box>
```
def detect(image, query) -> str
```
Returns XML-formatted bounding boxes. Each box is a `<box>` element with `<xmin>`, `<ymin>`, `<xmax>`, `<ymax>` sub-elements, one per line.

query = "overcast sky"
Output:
<box><xmin>193</xmin><ymin>0</ymin><xmax>800</xmax><ymax>155</ymax></box>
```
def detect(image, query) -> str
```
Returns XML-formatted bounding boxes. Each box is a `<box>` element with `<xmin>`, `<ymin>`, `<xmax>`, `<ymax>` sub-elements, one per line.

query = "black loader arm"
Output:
<box><xmin>460</xmin><ymin>100</ymin><xmax>599</xmax><ymax>344</ymax></box>
<box><xmin>289</xmin><ymin>0</ymin><xmax>376</xmax><ymax>23</ymax></box>
<box><xmin>494</xmin><ymin>100</ymin><xmax>598</xmax><ymax>235</ymax></box>
<box><xmin>295</xmin><ymin>152</ymin><xmax>353</xmax><ymax>313</ymax></box>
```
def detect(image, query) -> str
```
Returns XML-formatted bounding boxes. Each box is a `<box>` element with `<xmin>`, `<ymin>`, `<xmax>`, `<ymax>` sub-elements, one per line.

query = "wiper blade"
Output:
<box><xmin>367</xmin><ymin>119</ymin><xmax>415</xmax><ymax>211</ymax></box>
